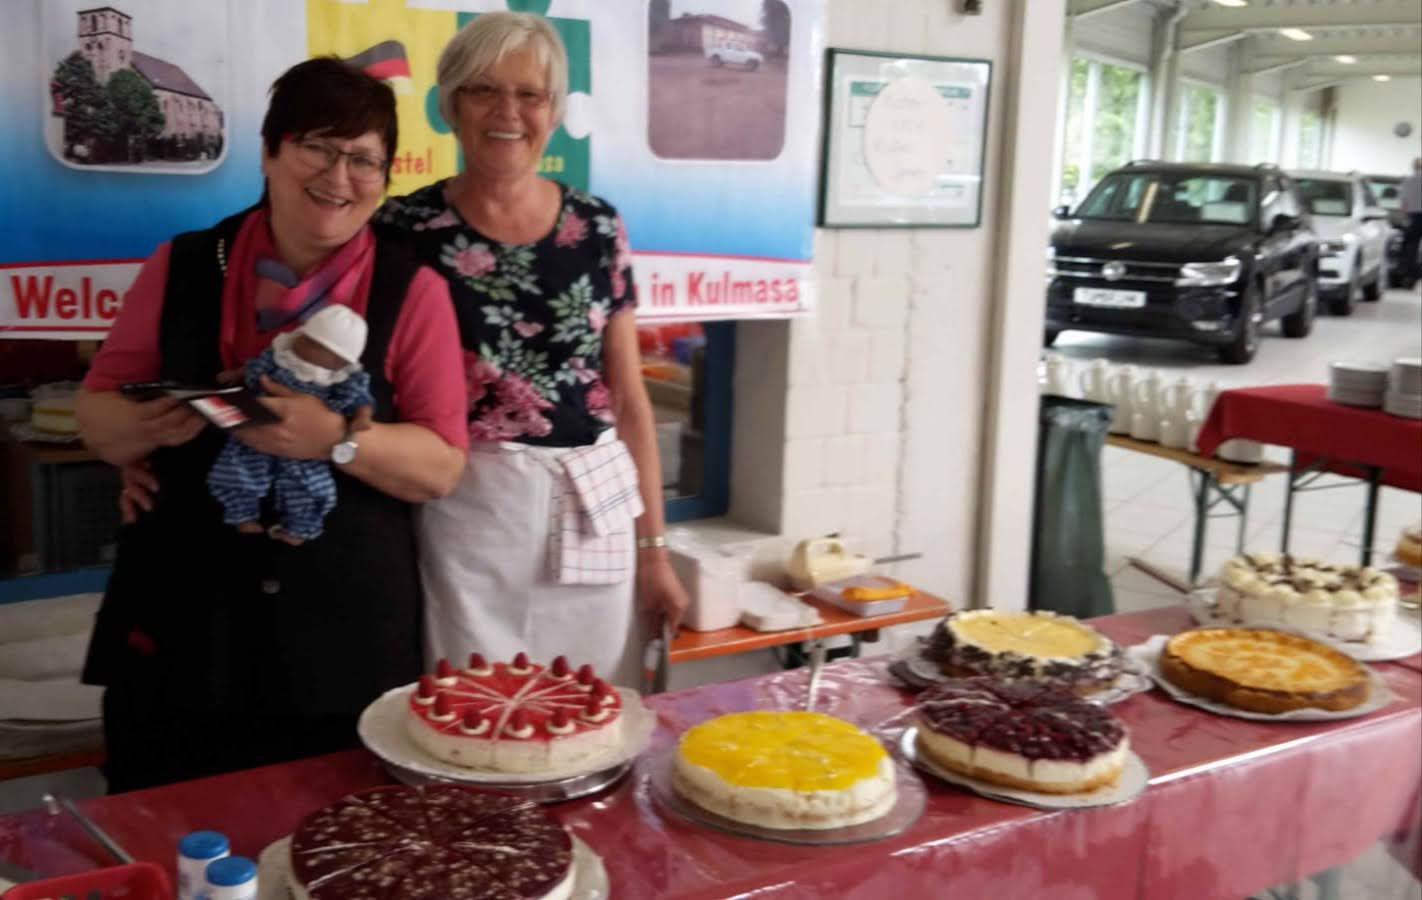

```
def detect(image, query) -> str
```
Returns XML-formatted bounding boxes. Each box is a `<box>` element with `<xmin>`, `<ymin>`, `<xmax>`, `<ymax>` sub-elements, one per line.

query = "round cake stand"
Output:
<box><xmin>641</xmin><ymin>748</ymin><xmax>926</xmax><ymax>846</ymax></box>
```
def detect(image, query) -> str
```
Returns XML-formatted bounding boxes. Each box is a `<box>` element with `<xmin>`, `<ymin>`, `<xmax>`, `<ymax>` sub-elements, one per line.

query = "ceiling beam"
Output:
<box><xmin>1248</xmin><ymin>58</ymin><xmax>1311</xmax><ymax>78</ymax></box>
<box><xmin>1181</xmin><ymin>0</ymin><xmax>1422</xmax><ymax>32</ymax></box>
<box><xmin>1305</xmin><ymin>58</ymin><xmax>1422</xmax><ymax>78</ymax></box>
<box><xmin>1068</xmin><ymin>0</ymin><xmax>1145</xmax><ymax>21</ymax></box>
<box><xmin>1248</xmin><ymin>33</ymin><xmax>1422</xmax><ymax>59</ymax></box>
<box><xmin>1180</xmin><ymin>29</ymin><xmax>1247</xmax><ymax>53</ymax></box>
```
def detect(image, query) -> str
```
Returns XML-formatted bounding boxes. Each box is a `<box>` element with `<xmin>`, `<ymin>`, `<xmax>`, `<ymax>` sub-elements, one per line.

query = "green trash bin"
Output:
<box><xmin>1029</xmin><ymin>396</ymin><xmax>1114</xmax><ymax>618</ymax></box>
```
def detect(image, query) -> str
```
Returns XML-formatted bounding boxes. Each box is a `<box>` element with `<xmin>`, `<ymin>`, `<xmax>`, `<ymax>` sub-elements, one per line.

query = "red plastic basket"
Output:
<box><xmin>2</xmin><ymin>861</ymin><xmax>172</xmax><ymax>899</ymax></box>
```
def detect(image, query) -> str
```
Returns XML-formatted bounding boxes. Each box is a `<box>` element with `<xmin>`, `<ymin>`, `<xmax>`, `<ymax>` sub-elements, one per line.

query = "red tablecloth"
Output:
<box><xmin>1196</xmin><ymin>383</ymin><xmax>1422</xmax><ymax>493</ymax></box>
<box><xmin>1</xmin><ymin>607</ymin><xmax>1419</xmax><ymax>899</ymax></box>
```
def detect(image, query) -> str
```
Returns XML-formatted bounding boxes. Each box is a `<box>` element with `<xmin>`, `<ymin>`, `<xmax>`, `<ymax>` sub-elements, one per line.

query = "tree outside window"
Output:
<box><xmin>1057</xmin><ymin>56</ymin><xmax>1145</xmax><ymax>207</ymax></box>
<box><xmin>1296</xmin><ymin>111</ymin><xmax>1322</xmax><ymax>168</ymax></box>
<box><xmin>1179</xmin><ymin>83</ymin><xmax>1221</xmax><ymax>162</ymax></box>
<box><xmin>1090</xmin><ymin>63</ymin><xmax>1143</xmax><ymax>183</ymax></box>
<box><xmin>1060</xmin><ymin>58</ymin><xmax>1089</xmax><ymax>203</ymax></box>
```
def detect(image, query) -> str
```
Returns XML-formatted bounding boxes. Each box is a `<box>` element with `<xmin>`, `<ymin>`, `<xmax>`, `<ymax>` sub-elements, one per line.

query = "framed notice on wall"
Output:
<box><xmin>818</xmin><ymin>48</ymin><xmax>991</xmax><ymax>228</ymax></box>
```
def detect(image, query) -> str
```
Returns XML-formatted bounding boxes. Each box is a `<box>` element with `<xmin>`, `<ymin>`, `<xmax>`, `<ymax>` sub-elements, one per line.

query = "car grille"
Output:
<box><xmin>1052</xmin><ymin>256</ymin><xmax>1182</xmax><ymax>283</ymax></box>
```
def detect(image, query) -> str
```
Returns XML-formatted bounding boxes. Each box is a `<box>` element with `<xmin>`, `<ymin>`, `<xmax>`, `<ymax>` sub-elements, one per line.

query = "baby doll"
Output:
<box><xmin>206</xmin><ymin>305</ymin><xmax>373</xmax><ymax>545</ymax></box>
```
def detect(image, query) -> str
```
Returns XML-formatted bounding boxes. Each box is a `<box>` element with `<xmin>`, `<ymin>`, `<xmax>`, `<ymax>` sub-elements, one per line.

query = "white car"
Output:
<box><xmin>705</xmin><ymin>41</ymin><xmax>762</xmax><ymax>71</ymax></box>
<box><xmin>1289</xmin><ymin>170</ymin><xmax>1390</xmax><ymax>315</ymax></box>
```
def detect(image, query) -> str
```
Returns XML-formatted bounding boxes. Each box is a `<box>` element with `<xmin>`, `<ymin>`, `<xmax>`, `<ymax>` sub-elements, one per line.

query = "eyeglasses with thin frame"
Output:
<box><xmin>288</xmin><ymin>138</ymin><xmax>388</xmax><ymax>183</ymax></box>
<box><xmin>457</xmin><ymin>82</ymin><xmax>551</xmax><ymax>111</ymax></box>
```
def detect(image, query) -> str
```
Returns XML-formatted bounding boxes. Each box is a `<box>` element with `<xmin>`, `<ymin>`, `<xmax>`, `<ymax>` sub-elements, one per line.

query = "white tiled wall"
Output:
<box><xmin>722</xmin><ymin>0</ymin><xmax>1027</xmax><ymax>612</ymax></box>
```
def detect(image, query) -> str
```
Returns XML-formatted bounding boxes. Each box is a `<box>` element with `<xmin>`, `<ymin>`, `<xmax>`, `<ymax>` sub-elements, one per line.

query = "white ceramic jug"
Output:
<box><xmin>1077</xmin><ymin>358</ymin><xmax>1111</xmax><ymax>403</ymax></box>
<box><xmin>1188</xmin><ymin>381</ymin><xmax>1220</xmax><ymax>453</ymax></box>
<box><xmin>1043</xmin><ymin>354</ymin><xmax>1075</xmax><ymax>397</ymax></box>
<box><xmin>1131</xmin><ymin>370</ymin><xmax>1166</xmax><ymax>421</ymax></box>
<box><xmin>1161</xmin><ymin>376</ymin><xmax>1196</xmax><ymax>421</ymax></box>
<box><xmin>1159</xmin><ymin>417</ymin><xmax>1191</xmax><ymax>449</ymax></box>
<box><xmin>1104</xmin><ymin>365</ymin><xmax>1137</xmax><ymax>434</ymax></box>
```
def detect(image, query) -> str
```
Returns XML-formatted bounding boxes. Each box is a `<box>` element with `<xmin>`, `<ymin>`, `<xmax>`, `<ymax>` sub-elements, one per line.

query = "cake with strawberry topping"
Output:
<box><xmin>405</xmin><ymin>653</ymin><xmax>626</xmax><ymax>774</ymax></box>
<box><xmin>287</xmin><ymin>784</ymin><xmax>574</xmax><ymax>900</ymax></box>
<box><xmin>912</xmin><ymin>677</ymin><xmax>1129</xmax><ymax>794</ymax></box>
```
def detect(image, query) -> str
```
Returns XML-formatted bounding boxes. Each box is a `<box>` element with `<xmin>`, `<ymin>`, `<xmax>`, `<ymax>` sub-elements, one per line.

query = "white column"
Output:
<box><xmin>1223</xmin><ymin>42</ymin><xmax>1253</xmax><ymax>163</ymax></box>
<box><xmin>975</xmin><ymin>0</ymin><xmax>1067</xmax><ymax>612</ymax></box>
<box><xmin>1147</xmin><ymin>5</ymin><xmax>1186</xmax><ymax>160</ymax></box>
<box><xmin>1051</xmin><ymin>16</ymin><xmax>1075</xmax><ymax>206</ymax></box>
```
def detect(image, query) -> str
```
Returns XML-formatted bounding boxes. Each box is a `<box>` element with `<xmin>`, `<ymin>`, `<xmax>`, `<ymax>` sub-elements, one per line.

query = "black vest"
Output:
<box><xmin>83</xmin><ymin>212</ymin><xmax>425</xmax><ymax>717</ymax></box>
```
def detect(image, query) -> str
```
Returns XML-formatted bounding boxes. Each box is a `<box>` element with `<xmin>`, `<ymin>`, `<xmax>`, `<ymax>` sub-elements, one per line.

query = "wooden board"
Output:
<box><xmin>1106</xmin><ymin>434</ymin><xmax>1288</xmax><ymax>485</ymax></box>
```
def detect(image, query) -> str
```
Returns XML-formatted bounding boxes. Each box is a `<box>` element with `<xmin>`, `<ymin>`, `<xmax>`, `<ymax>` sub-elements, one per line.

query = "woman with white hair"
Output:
<box><xmin>375</xmin><ymin>11</ymin><xmax>688</xmax><ymax>686</ymax></box>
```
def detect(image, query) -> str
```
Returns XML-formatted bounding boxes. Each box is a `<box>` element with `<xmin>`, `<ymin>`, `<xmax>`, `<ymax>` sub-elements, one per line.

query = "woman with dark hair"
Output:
<box><xmin>76</xmin><ymin>57</ymin><xmax>468</xmax><ymax>792</ymax></box>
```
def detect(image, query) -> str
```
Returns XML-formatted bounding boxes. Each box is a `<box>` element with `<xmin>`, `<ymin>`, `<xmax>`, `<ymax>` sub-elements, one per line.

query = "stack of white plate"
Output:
<box><xmin>1327</xmin><ymin>361</ymin><xmax>1389</xmax><ymax>408</ymax></box>
<box><xmin>1384</xmin><ymin>357</ymin><xmax>1422</xmax><ymax>419</ymax></box>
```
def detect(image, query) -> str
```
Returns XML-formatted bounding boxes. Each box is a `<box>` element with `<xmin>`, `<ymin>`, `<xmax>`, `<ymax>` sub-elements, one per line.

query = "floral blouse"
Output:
<box><xmin>375</xmin><ymin>180</ymin><xmax>636</xmax><ymax>446</ymax></box>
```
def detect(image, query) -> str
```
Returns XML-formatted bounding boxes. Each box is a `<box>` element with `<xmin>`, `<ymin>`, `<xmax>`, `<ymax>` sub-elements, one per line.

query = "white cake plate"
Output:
<box><xmin>887</xmin><ymin>639</ymin><xmax>1153</xmax><ymax>705</ymax></box>
<box><xmin>1185</xmin><ymin>590</ymin><xmax>1422</xmax><ymax>663</ymax></box>
<box><xmin>357</xmin><ymin>684</ymin><xmax>656</xmax><ymax>803</ymax></box>
<box><xmin>898</xmin><ymin>726</ymin><xmax>1149</xmax><ymax>811</ymax></box>
<box><xmin>1128</xmin><ymin>634</ymin><xmax>1396</xmax><ymax>722</ymax></box>
<box><xmin>642</xmin><ymin>747</ymin><xmax>926</xmax><ymax>846</ymax></box>
<box><xmin>257</xmin><ymin>833</ymin><xmax>608</xmax><ymax>900</ymax></box>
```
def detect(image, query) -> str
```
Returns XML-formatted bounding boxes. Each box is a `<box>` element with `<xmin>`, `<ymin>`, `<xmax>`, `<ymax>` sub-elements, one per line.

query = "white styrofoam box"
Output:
<box><xmin>738</xmin><ymin>582</ymin><xmax>820</xmax><ymax>632</ymax></box>
<box><xmin>667</xmin><ymin>533</ymin><xmax>754</xmax><ymax>632</ymax></box>
<box><xmin>847</xmin><ymin>383</ymin><xmax>901</xmax><ymax>435</ymax></box>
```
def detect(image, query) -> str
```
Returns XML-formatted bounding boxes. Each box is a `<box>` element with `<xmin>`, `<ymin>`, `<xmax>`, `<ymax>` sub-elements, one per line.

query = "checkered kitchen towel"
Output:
<box><xmin>545</xmin><ymin>439</ymin><xmax>645</xmax><ymax>585</ymax></box>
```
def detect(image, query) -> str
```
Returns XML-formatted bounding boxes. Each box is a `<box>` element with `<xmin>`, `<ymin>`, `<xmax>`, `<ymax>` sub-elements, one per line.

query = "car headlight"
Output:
<box><xmin>1045</xmin><ymin>244</ymin><xmax>1057</xmax><ymax>277</ymax></box>
<box><xmin>1175</xmin><ymin>256</ymin><xmax>1242</xmax><ymax>287</ymax></box>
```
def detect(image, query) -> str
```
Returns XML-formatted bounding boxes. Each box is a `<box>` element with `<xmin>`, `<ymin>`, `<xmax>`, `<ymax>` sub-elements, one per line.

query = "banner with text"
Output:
<box><xmin>0</xmin><ymin>0</ymin><xmax>821</xmax><ymax>338</ymax></box>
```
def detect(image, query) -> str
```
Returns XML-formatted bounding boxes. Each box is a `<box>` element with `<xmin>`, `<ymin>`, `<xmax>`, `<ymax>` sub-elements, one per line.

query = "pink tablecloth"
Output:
<box><xmin>1196</xmin><ymin>383</ymin><xmax>1422</xmax><ymax>493</ymax></box>
<box><xmin>1</xmin><ymin>607</ymin><xmax>1419</xmax><ymax>898</ymax></box>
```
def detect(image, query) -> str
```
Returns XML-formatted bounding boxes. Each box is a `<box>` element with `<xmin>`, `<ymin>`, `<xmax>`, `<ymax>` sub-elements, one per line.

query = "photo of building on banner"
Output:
<box><xmin>0</xmin><ymin>0</ymin><xmax>822</xmax><ymax>338</ymax></box>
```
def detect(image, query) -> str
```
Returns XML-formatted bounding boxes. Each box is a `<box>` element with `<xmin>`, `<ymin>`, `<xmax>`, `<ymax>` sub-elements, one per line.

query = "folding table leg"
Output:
<box><xmin>1235</xmin><ymin>483</ymin><xmax>1251</xmax><ymax>553</ymax></box>
<box><xmin>1281</xmin><ymin>450</ymin><xmax>1298</xmax><ymax>556</ymax></box>
<box><xmin>1360</xmin><ymin>465</ymin><xmax>1382</xmax><ymax>567</ymax></box>
<box><xmin>1190</xmin><ymin>469</ymin><xmax>1210</xmax><ymax>587</ymax></box>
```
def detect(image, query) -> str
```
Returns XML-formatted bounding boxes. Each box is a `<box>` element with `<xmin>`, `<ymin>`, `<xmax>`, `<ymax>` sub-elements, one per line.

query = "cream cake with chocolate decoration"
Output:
<box><xmin>912</xmin><ymin>677</ymin><xmax>1129</xmax><ymax>794</ymax></box>
<box><xmin>288</xmin><ymin>784</ymin><xmax>574</xmax><ymax>900</ymax></box>
<box><xmin>406</xmin><ymin>653</ymin><xmax>625</xmax><ymax>774</ymax></box>
<box><xmin>923</xmin><ymin>609</ymin><xmax>1124</xmax><ymax>693</ymax></box>
<box><xmin>1214</xmin><ymin>553</ymin><xmax>1398</xmax><ymax>643</ymax></box>
<box><xmin>672</xmin><ymin>711</ymin><xmax>897</xmax><ymax>830</ymax></box>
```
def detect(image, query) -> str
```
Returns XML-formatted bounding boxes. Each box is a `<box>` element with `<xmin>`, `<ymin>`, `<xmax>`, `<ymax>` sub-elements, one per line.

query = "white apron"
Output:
<box><xmin>418</xmin><ymin>430</ymin><xmax>643</xmax><ymax>688</ymax></box>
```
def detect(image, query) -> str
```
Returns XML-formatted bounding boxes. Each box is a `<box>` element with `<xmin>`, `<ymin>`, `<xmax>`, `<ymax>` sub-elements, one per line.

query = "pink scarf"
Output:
<box><xmin>218</xmin><ymin>209</ymin><xmax>376</xmax><ymax>370</ymax></box>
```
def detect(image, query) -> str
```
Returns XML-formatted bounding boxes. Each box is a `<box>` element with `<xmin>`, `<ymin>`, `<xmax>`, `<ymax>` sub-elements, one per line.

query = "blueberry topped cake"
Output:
<box><xmin>923</xmin><ymin>609</ymin><xmax>1125</xmax><ymax>693</ymax></box>
<box><xmin>912</xmin><ymin>677</ymin><xmax>1129</xmax><ymax>794</ymax></box>
<box><xmin>288</xmin><ymin>785</ymin><xmax>575</xmax><ymax>900</ymax></box>
<box><xmin>1214</xmin><ymin>553</ymin><xmax>1398</xmax><ymax>643</ymax></box>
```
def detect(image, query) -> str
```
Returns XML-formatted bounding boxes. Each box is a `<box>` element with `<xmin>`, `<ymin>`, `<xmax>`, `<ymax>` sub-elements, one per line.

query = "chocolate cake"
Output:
<box><xmin>923</xmin><ymin>609</ymin><xmax>1125</xmax><ymax>693</ymax></box>
<box><xmin>288</xmin><ymin>785</ymin><xmax>574</xmax><ymax>900</ymax></box>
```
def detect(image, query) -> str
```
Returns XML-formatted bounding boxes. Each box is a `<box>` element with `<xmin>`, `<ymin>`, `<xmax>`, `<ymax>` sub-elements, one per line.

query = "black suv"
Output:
<box><xmin>1045</xmin><ymin>162</ymin><xmax>1319</xmax><ymax>364</ymax></box>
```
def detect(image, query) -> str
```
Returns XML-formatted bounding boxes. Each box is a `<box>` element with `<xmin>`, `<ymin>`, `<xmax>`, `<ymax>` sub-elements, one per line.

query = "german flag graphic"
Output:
<box><xmin>345</xmin><ymin>40</ymin><xmax>412</xmax><ymax>94</ymax></box>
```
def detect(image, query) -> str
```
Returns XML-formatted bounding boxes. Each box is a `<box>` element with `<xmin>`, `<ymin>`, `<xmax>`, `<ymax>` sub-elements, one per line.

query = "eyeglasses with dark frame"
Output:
<box><xmin>457</xmin><ymin>82</ymin><xmax>551</xmax><ymax>111</ymax></box>
<box><xmin>288</xmin><ymin>138</ymin><xmax>388</xmax><ymax>183</ymax></box>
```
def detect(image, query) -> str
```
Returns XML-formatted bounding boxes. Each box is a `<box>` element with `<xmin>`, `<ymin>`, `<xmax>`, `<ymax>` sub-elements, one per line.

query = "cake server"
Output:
<box><xmin>804</xmin><ymin>639</ymin><xmax>827</xmax><ymax>712</ymax></box>
<box><xmin>43</xmin><ymin>792</ymin><xmax>134</xmax><ymax>865</ymax></box>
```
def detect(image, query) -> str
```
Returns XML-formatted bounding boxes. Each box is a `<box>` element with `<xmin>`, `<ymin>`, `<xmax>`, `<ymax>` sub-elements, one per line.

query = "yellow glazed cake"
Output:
<box><xmin>672</xmin><ymin>711</ymin><xmax>896</xmax><ymax>830</ymax></box>
<box><xmin>30</xmin><ymin>389</ymin><xmax>78</xmax><ymax>435</ymax></box>
<box><xmin>1215</xmin><ymin>553</ymin><xmax>1398</xmax><ymax>643</ymax></box>
<box><xmin>924</xmin><ymin>609</ymin><xmax>1124</xmax><ymax>693</ymax></box>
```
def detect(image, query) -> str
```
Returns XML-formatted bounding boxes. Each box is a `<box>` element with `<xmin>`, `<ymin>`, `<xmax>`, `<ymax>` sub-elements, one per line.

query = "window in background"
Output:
<box><xmin>1058</xmin><ymin>56</ymin><xmax>1147</xmax><ymax>207</ymax></box>
<box><xmin>1250</xmin><ymin>97</ymin><xmax>1280</xmax><ymax>164</ymax></box>
<box><xmin>636</xmin><ymin>321</ymin><xmax>733</xmax><ymax>522</ymax></box>
<box><xmin>1296</xmin><ymin>111</ymin><xmax>1323</xmax><ymax>169</ymax></box>
<box><xmin>1177</xmin><ymin>81</ymin><xmax>1224</xmax><ymax>162</ymax></box>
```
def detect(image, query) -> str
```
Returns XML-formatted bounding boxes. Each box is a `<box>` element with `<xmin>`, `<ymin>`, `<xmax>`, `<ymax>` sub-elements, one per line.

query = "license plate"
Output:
<box><xmin>1073</xmin><ymin>287</ymin><xmax>1146</xmax><ymax>309</ymax></box>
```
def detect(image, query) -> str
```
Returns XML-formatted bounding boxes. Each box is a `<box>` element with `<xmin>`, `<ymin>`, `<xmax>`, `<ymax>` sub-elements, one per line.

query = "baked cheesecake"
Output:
<box><xmin>1160</xmin><ymin>627</ymin><xmax>1369</xmax><ymax>714</ymax></box>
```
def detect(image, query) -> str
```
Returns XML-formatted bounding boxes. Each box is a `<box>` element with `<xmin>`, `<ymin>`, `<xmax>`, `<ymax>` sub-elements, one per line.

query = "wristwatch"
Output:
<box><xmin>330</xmin><ymin>423</ymin><xmax>359</xmax><ymax>465</ymax></box>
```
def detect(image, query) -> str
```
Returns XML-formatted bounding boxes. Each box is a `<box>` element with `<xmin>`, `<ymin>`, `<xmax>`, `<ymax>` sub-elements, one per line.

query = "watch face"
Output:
<box><xmin>331</xmin><ymin>441</ymin><xmax>357</xmax><ymax>465</ymax></box>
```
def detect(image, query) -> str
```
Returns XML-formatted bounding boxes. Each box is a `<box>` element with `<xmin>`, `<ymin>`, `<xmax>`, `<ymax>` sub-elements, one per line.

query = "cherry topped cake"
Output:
<box><xmin>912</xmin><ymin>677</ymin><xmax>1129</xmax><ymax>794</ymax></box>
<box><xmin>288</xmin><ymin>785</ymin><xmax>574</xmax><ymax>900</ymax></box>
<box><xmin>923</xmin><ymin>609</ymin><xmax>1125</xmax><ymax>693</ymax></box>
<box><xmin>406</xmin><ymin>653</ymin><xmax>625</xmax><ymax>774</ymax></box>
